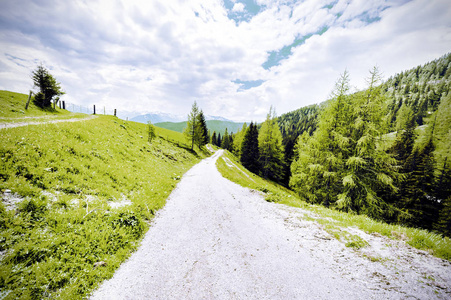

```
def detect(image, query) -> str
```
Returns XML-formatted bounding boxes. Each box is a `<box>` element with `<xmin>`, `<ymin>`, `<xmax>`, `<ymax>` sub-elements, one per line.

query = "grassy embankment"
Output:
<box><xmin>0</xmin><ymin>91</ymin><xmax>207</xmax><ymax>299</ymax></box>
<box><xmin>216</xmin><ymin>150</ymin><xmax>451</xmax><ymax>261</ymax></box>
<box><xmin>0</xmin><ymin>90</ymin><xmax>87</xmax><ymax>123</ymax></box>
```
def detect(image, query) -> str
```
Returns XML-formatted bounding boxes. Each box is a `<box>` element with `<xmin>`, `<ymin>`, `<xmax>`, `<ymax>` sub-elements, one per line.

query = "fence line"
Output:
<box><xmin>63</xmin><ymin>102</ymin><xmax>123</xmax><ymax>119</ymax></box>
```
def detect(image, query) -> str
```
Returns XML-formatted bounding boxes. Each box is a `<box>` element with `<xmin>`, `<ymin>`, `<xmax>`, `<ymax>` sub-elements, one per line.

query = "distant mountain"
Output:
<box><xmin>206</xmin><ymin>115</ymin><xmax>232</xmax><ymax>122</ymax></box>
<box><xmin>130</xmin><ymin>113</ymin><xmax>234</xmax><ymax>124</ymax></box>
<box><xmin>155</xmin><ymin>120</ymin><xmax>246</xmax><ymax>136</ymax></box>
<box><xmin>130</xmin><ymin>112</ymin><xmax>185</xmax><ymax>124</ymax></box>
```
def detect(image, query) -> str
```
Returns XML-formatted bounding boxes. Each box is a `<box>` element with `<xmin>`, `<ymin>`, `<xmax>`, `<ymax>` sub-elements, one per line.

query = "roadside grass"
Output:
<box><xmin>0</xmin><ymin>90</ymin><xmax>85</xmax><ymax>121</ymax></box>
<box><xmin>0</xmin><ymin>114</ymin><xmax>206</xmax><ymax>299</ymax></box>
<box><xmin>216</xmin><ymin>150</ymin><xmax>451</xmax><ymax>261</ymax></box>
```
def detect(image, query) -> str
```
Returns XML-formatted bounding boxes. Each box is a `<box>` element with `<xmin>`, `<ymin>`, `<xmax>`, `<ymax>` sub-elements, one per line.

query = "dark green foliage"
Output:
<box><xmin>211</xmin><ymin>131</ymin><xmax>217</xmax><ymax>146</ymax></box>
<box><xmin>258</xmin><ymin>107</ymin><xmax>285</xmax><ymax>182</ymax></box>
<box><xmin>277</xmin><ymin>105</ymin><xmax>319</xmax><ymax>184</ymax></box>
<box><xmin>400</xmin><ymin>139</ymin><xmax>439</xmax><ymax>229</ymax></box>
<box><xmin>197</xmin><ymin>111</ymin><xmax>209</xmax><ymax>147</ymax></box>
<box><xmin>291</xmin><ymin>69</ymin><xmax>401</xmax><ymax>220</ymax></box>
<box><xmin>31</xmin><ymin>64</ymin><xmax>64</xmax><ymax>108</ymax></box>
<box><xmin>221</xmin><ymin>128</ymin><xmax>232</xmax><ymax>151</ymax></box>
<box><xmin>183</xmin><ymin>102</ymin><xmax>208</xmax><ymax>150</ymax></box>
<box><xmin>240</xmin><ymin>122</ymin><xmax>260</xmax><ymax>174</ymax></box>
<box><xmin>382</xmin><ymin>52</ymin><xmax>451</xmax><ymax>129</ymax></box>
<box><xmin>437</xmin><ymin>196</ymin><xmax>451</xmax><ymax>236</ymax></box>
<box><xmin>217</xmin><ymin>133</ymin><xmax>222</xmax><ymax>147</ymax></box>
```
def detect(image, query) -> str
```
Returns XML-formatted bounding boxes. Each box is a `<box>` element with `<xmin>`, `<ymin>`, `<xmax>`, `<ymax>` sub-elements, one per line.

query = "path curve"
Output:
<box><xmin>90</xmin><ymin>150</ymin><xmax>451</xmax><ymax>299</ymax></box>
<box><xmin>0</xmin><ymin>115</ymin><xmax>96</xmax><ymax>129</ymax></box>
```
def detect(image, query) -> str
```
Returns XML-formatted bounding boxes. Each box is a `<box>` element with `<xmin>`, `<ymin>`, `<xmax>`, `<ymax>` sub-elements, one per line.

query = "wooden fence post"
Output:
<box><xmin>93</xmin><ymin>105</ymin><xmax>96</xmax><ymax>115</ymax></box>
<box><xmin>114</xmin><ymin>109</ymin><xmax>117</xmax><ymax>117</ymax></box>
<box><xmin>25</xmin><ymin>90</ymin><xmax>32</xmax><ymax>110</ymax></box>
<box><xmin>63</xmin><ymin>101</ymin><xmax>66</xmax><ymax>110</ymax></box>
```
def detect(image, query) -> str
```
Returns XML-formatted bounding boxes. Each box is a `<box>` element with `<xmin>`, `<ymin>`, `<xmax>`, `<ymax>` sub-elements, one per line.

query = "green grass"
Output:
<box><xmin>216</xmin><ymin>150</ymin><xmax>451</xmax><ymax>261</ymax></box>
<box><xmin>0</xmin><ymin>90</ymin><xmax>84</xmax><ymax>121</ymax></box>
<box><xmin>0</xmin><ymin>104</ymin><xmax>207</xmax><ymax>299</ymax></box>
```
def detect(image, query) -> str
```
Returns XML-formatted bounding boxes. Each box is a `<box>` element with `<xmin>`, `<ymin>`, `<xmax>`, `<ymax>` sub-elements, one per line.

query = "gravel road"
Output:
<box><xmin>91</xmin><ymin>150</ymin><xmax>451</xmax><ymax>299</ymax></box>
<box><xmin>0</xmin><ymin>115</ymin><xmax>95</xmax><ymax>129</ymax></box>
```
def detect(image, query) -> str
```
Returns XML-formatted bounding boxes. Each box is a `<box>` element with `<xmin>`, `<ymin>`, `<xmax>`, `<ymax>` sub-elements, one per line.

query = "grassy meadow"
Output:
<box><xmin>216</xmin><ymin>150</ymin><xmax>451</xmax><ymax>261</ymax></box>
<box><xmin>0</xmin><ymin>91</ymin><xmax>207</xmax><ymax>299</ymax></box>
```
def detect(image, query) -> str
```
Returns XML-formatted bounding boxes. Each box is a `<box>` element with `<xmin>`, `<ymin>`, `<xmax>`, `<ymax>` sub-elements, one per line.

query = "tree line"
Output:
<box><xmin>202</xmin><ymin>54</ymin><xmax>450</xmax><ymax>237</ymax></box>
<box><xmin>289</xmin><ymin>66</ymin><xmax>451</xmax><ymax>236</ymax></box>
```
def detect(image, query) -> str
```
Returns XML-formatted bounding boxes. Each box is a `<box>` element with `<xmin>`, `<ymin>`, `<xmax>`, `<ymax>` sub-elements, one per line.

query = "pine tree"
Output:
<box><xmin>217</xmin><ymin>133</ymin><xmax>222</xmax><ymax>147</ymax></box>
<box><xmin>240</xmin><ymin>122</ymin><xmax>260</xmax><ymax>174</ymax></box>
<box><xmin>147</xmin><ymin>121</ymin><xmax>156</xmax><ymax>143</ymax></box>
<box><xmin>291</xmin><ymin>69</ymin><xmax>401</xmax><ymax>219</ymax></box>
<box><xmin>32</xmin><ymin>64</ymin><xmax>64</xmax><ymax>108</ymax></box>
<box><xmin>233</xmin><ymin>123</ymin><xmax>248</xmax><ymax>158</ymax></box>
<box><xmin>211</xmin><ymin>131</ymin><xmax>217</xmax><ymax>146</ymax></box>
<box><xmin>339</xmin><ymin>67</ymin><xmax>399</xmax><ymax>219</ymax></box>
<box><xmin>196</xmin><ymin>110</ymin><xmax>208</xmax><ymax>147</ymax></box>
<box><xmin>184</xmin><ymin>101</ymin><xmax>199</xmax><ymax>150</ymax></box>
<box><xmin>433</xmin><ymin>93</ymin><xmax>451</xmax><ymax>167</ymax></box>
<box><xmin>221</xmin><ymin>128</ymin><xmax>230</xmax><ymax>150</ymax></box>
<box><xmin>435</xmin><ymin>159</ymin><xmax>451</xmax><ymax>235</ymax></box>
<box><xmin>290</xmin><ymin>71</ymin><xmax>352</xmax><ymax>206</ymax></box>
<box><xmin>258</xmin><ymin>107</ymin><xmax>285</xmax><ymax>182</ymax></box>
<box><xmin>401</xmin><ymin>138</ymin><xmax>438</xmax><ymax>229</ymax></box>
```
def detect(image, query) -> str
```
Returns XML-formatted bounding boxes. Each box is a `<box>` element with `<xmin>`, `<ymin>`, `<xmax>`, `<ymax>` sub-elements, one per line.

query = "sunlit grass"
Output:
<box><xmin>0</xmin><ymin>90</ymin><xmax>77</xmax><ymax>120</ymax></box>
<box><xmin>216</xmin><ymin>150</ymin><xmax>451</xmax><ymax>261</ymax></box>
<box><xmin>0</xmin><ymin>113</ymin><xmax>206</xmax><ymax>299</ymax></box>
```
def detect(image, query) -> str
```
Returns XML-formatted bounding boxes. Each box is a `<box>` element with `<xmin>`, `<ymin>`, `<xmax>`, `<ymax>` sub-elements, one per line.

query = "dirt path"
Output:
<box><xmin>91</xmin><ymin>150</ymin><xmax>451</xmax><ymax>299</ymax></box>
<box><xmin>0</xmin><ymin>115</ymin><xmax>96</xmax><ymax>129</ymax></box>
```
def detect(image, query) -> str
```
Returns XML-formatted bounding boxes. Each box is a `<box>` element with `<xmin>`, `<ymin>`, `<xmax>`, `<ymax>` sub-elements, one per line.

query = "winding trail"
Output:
<box><xmin>0</xmin><ymin>115</ymin><xmax>96</xmax><ymax>129</ymax></box>
<box><xmin>91</xmin><ymin>150</ymin><xmax>451</xmax><ymax>299</ymax></box>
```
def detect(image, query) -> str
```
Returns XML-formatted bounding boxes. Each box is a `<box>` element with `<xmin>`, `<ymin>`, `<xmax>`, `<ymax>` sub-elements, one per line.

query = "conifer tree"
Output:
<box><xmin>32</xmin><ymin>64</ymin><xmax>65</xmax><ymax>108</ymax></box>
<box><xmin>221</xmin><ymin>128</ymin><xmax>230</xmax><ymax>150</ymax></box>
<box><xmin>291</xmin><ymin>68</ymin><xmax>401</xmax><ymax>219</ymax></box>
<box><xmin>183</xmin><ymin>101</ymin><xmax>204</xmax><ymax>150</ymax></box>
<box><xmin>401</xmin><ymin>138</ymin><xmax>438</xmax><ymax>229</ymax></box>
<box><xmin>233</xmin><ymin>123</ymin><xmax>248</xmax><ymax>157</ymax></box>
<box><xmin>240</xmin><ymin>122</ymin><xmax>259</xmax><ymax>174</ymax></box>
<box><xmin>338</xmin><ymin>67</ymin><xmax>399</xmax><ymax>219</ymax></box>
<box><xmin>435</xmin><ymin>159</ymin><xmax>451</xmax><ymax>235</ymax></box>
<box><xmin>211</xmin><ymin>131</ymin><xmax>217</xmax><ymax>146</ymax></box>
<box><xmin>217</xmin><ymin>133</ymin><xmax>222</xmax><ymax>148</ymax></box>
<box><xmin>196</xmin><ymin>110</ymin><xmax>209</xmax><ymax>147</ymax></box>
<box><xmin>258</xmin><ymin>107</ymin><xmax>285</xmax><ymax>182</ymax></box>
<box><xmin>147</xmin><ymin>121</ymin><xmax>156</xmax><ymax>143</ymax></box>
<box><xmin>290</xmin><ymin>71</ymin><xmax>352</xmax><ymax>206</ymax></box>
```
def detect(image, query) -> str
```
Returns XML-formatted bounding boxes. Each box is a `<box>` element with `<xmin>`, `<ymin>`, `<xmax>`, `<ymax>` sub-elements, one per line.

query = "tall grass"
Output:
<box><xmin>0</xmin><ymin>114</ymin><xmax>206</xmax><ymax>299</ymax></box>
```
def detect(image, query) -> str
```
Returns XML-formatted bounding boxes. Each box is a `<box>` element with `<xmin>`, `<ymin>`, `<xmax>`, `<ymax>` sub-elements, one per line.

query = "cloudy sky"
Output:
<box><xmin>0</xmin><ymin>0</ymin><xmax>450</xmax><ymax>121</ymax></box>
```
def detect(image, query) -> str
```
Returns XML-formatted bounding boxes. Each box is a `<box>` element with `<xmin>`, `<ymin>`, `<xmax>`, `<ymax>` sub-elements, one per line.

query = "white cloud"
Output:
<box><xmin>0</xmin><ymin>0</ymin><xmax>450</xmax><ymax>122</ymax></box>
<box><xmin>232</xmin><ymin>3</ymin><xmax>245</xmax><ymax>12</ymax></box>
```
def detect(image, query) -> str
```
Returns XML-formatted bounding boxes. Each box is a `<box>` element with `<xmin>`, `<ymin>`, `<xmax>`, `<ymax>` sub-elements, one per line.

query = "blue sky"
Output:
<box><xmin>0</xmin><ymin>0</ymin><xmax>450</xmax><ymax>121</ymax></box>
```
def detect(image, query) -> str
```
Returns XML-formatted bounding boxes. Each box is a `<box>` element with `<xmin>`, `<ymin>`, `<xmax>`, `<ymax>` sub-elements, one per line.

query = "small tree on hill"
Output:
<box><xmin>184</xmin><ymin>101</ymin><xmax>200</xmax><ymax>150</ymax></box>
<box><xmin>147</xmin><ymin>121</ymin><xmax>156</xmax><ymax>143</ymax></box>
<box><xmin>32</xmin><ymin>64</ymin><xmax>64</xmax><ymax>108</ymax></box>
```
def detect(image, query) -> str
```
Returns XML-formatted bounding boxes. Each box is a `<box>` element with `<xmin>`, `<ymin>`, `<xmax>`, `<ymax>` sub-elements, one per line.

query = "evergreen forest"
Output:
<box><xmin>210</xmin><ymin>53</ymin><xmax>451</xmax><ymax>236</ymax></box>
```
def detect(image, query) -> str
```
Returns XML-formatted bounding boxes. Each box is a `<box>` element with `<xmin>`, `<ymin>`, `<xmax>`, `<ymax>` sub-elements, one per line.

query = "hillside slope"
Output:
<box><xmin>0</xmin><ymin>93</ymin><xmax>207</xmax><ymax>299</ymax></box>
